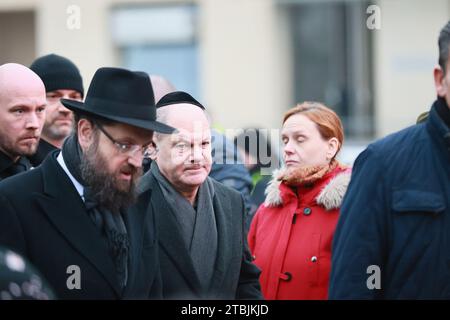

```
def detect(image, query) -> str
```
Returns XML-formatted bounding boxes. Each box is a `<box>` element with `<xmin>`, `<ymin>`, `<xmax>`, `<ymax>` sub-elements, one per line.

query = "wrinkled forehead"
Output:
<box><xmin>171</xmin><ymin>127</ymin><xmax>212</xmax><ymax>142</ymax></box>
<box><xmin>165</xmin><ymin>104</ymin><xmax>209</xmax><ymax>126</ymax></box>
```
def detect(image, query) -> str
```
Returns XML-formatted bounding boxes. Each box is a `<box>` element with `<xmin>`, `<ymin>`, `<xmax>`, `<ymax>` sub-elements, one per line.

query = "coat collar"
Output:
<box><xmin>427</xmin><ymin>99</ymin><xmax>450</xmax><ymax>165</ymax></box>
<box><xmin>264</xmin><ymin>165</ymin><xmax>351</xmax><ymax>211</ymax></box>
<box><xmin>34</xmin><ymin>150</ymin><xmax>123</xmax><ymax>297</ymax></box>
<box><xmin>0</xmin><ymin>151</ymin><xmax>31</xmax><ymax>179</ymax></box>
<box><xmin>0</xmin><ymin>150</ymin><xmax>15</xmax><ymax>173</ymax></box>
<box><xmin>143</xmin><ymin>172</ymin><xmax>232</xmax><ymax>297</ymax></box>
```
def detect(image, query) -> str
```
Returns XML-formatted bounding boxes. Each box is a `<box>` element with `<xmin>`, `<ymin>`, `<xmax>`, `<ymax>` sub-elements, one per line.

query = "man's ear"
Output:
<box><xmin>434</xmin><ymin>65</ymin><xmax>447</xmax><ymax>98</ymax></box>
<box><xmin>77</xmin><ymin>119</ymin><xmax>95</xmax><ymax>152</ymax></box>
<box><xmin>147</xmin><ymin>141</ymin><xmax>159</xmax><ymax>161</ymax></box>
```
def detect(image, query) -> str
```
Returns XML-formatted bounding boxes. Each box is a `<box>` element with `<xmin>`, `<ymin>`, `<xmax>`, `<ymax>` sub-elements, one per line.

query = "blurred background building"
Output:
<box><xmin>1</xmin><ymin>0</ymin><xmax>448</xmax><ymax>162</ymax></box>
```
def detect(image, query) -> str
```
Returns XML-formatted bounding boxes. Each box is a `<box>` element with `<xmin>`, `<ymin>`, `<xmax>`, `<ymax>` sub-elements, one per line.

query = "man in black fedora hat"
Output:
<box><xmin>0</xmin><ymin>67</ymin><xmax>175</xmax><ymax>299</ymax></box>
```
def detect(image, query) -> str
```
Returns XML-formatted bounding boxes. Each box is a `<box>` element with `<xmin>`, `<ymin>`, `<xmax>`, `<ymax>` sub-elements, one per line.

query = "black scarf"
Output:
<box><xmin>61</xmin><ymin>134</ymin><xmax>129</xmax><ymax>291</ymax></box>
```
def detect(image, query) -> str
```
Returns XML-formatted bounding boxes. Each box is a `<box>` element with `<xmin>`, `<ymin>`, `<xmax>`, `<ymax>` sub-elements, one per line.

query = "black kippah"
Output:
<box><xmin>156</xmin><ymin>91</ymin><xmax>205</xmax><ymax>110</ymax></box>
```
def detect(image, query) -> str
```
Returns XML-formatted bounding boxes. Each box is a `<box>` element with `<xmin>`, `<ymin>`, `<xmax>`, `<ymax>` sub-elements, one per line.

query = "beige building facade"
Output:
<box><xmin>1</xmin><ymin>0</ymin><xmax>449</xmax><ymax>141</ymax></box>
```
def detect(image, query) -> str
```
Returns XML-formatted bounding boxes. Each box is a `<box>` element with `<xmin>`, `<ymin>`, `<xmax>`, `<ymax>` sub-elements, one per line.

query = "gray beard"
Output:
<box><xmin>43</xmin><ymin>123</ymin><xmax>71</xmax><ymax>141</ymax></box>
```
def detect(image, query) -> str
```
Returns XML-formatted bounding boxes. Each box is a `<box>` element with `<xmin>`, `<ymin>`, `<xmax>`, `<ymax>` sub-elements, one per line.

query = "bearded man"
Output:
<box><xmin>0</xmin><ymin>67</ymin><xmax>175</xmax><ymax>299</ymax></box>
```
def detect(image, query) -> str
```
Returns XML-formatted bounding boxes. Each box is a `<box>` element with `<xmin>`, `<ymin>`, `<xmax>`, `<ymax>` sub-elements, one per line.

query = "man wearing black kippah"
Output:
<box><xmin>147</xmin><ymin>76</ymin><xmax>254</xmax><ymax>228</ymax></box>
<box><xmin>29</xmin><ymin>54</ymin><xmax>84</xmax><ymax>166</ymax></box>
<box><xmin>140</xmin><ymin>91</ymin><xmax>262</xmax><ymax>300</ymax></box>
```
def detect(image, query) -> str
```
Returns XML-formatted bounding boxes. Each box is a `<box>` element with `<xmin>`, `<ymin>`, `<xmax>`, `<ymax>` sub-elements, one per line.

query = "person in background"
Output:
<box><xmin>248</xmin><ymin>102</ymin><xmax>351</xmax><ymax>300</ymax></box>
<box><xmin>235</xmin><ymin>128</ymin><xmax>279</xmax><ymax>229</ymax></box>
<box><xmin>150</xmin><ymin>74</ymin><xmax>177</xmax><ymax>103</ymax></box>
<box><xmin>210</xmin><ymin>129</ymin><xmax>254</xmax><ymax>227</ymax></box>
<box><xmin>29</xmin><ymin>54</ymin><xmax>84</xmax><ymax>166</ymax></box>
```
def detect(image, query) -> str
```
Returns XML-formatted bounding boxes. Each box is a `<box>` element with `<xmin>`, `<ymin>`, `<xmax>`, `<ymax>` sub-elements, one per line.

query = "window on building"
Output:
<box><xmin>111</xmin><ymin>4</ymin><xmax>200</xmax><ymax>99</ymax></box>
<box><xmin>0</xmin><ymin>11</ymin><xmax>36</xmax><ymax>65</ymax></box>
<box><xmin>284</xmin><ymin>0</ymin><xmax>374</xmax><ymax>140</ymax></box>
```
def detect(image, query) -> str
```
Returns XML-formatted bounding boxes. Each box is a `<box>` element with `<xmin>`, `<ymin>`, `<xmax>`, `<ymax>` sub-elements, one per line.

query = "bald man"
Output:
<box><xmin>140</xmin><ymin>91</ymin><xmax>262</xmax><ymax>299</ymax></box>
<box><xmin>147</xmin><ymin>76</ymin><xmax>254</xmax><ymax>226</ymax></box>
<box><xmin>0</xmin><ymin>63</ymin><xmax>46</xmax><ymax>180</ymax></box>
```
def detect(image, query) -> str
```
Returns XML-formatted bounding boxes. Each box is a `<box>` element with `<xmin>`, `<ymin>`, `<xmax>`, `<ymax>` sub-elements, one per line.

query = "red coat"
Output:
<box><xmin>248</xmin><ymin>166</ymin><xmax>351</xmax><ymax>300</ymax></box>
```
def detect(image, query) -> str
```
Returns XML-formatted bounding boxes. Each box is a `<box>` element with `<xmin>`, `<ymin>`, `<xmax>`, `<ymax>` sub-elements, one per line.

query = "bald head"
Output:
<box><xmin>0</xmin><ymin>63</ymin><xmax>45</xmax><ymax>103</ymax></box>
<box><xmin>157</xmin><ymin>104</ymin><xmax>210</xmax><ymax>134</ymax></box>
<box><xmin>150</xmin><ymin>75</ymin><xmax>176</xmax><ymax>103</ymax></box>
<box><xmin>0</xmin><ymin>63</ymin><xmax>46</xmax><ymax>160</ymax></box>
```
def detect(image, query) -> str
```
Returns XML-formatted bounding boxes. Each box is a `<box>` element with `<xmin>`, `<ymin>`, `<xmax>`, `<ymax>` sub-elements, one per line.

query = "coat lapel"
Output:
<box><xmin>121</xmin><ymin>188</ymin><xmax>147</xmax><ymax>297</ymax></box>
<box><xmin>147</xmin><ymin>174</ymin><xmax>202</xmax><ymax>295</ymax></box>
<box><xmin>34</xmin><ymin>152</ymin><xmax>121</xmax><ymax>297</ymax></box>
<box><xmin>208</xmin><ymin>184</ymin><xmax>233</xmax><ymax>295</ymax></box>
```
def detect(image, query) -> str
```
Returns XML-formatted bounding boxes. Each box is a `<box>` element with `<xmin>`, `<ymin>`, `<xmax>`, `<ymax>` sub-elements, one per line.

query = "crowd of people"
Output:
<box><xmin>0</xmin><ymin>20</ymin><xmax>449</xmax><ymax>300</ymax></box>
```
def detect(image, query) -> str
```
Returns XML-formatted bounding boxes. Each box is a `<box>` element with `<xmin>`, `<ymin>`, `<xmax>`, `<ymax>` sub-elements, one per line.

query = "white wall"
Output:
<box><xmin>201</xmin><ymin>0</ymin><xmax>292</xmax><ymax>132</ymax></box>
<box><xmin>374</xmin><ymin>0</ymin><xmax>450</xmax><ymax>137</ymax></box>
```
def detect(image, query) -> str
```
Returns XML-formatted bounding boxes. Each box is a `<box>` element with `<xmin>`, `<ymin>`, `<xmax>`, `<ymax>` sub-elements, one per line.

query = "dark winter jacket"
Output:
<box><xmin>329</xmin><ymin>98</ymin><xmax>450</xmax><ymax>299</ymax></box>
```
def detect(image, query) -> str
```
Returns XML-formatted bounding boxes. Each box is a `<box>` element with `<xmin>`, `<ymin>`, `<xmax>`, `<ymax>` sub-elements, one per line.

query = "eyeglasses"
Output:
<box><xmin>96</xmin><ymin>123</ymin><xmax>151</xmax><ymax>158</ymax></box>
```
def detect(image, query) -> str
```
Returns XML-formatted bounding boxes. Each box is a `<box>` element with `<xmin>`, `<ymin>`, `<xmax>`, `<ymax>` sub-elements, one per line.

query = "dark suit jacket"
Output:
<box><xmin>140</xmin><ymin>173</ymin><xmax>262</xmax><ymax>299</ymax></box>
<box><xmin>0</xmin><ymin>151</ymin><xmax>162</xmax><ymax>299</ymax></box>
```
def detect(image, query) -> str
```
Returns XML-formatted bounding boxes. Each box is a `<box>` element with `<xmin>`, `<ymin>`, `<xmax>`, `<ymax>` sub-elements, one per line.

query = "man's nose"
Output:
<box><xmin>57</xmin><ymin>102</ymin><xmax>72</xmax><ymax>115</ymax></box>
<box><xmin>25</xmin><ymin>112</ymin><xmax>40</xmax><ymax>130</ymax></box>
<box><xmin>190</xmin><ymin>145</ymin><xmax>203</xmax><ymax>163</ymax></box>
<box><xmin>127</xmin><ymin>151</ymin><xmax>143</xmax><ymax>168</ymax></box>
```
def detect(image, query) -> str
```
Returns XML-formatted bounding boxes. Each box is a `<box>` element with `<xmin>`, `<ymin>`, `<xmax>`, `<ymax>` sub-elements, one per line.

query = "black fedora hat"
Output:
<box><xmin>61</xmin><ymin>67</ymin><xmax>175</xmax><ymax>134</ymax></box>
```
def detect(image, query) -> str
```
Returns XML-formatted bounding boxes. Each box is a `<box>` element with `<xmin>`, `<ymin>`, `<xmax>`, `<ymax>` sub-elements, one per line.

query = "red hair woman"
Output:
<box><xmin>248</xmin><ymin>102</ymin><xmax>351</xmax><ymax>300</ymax></box>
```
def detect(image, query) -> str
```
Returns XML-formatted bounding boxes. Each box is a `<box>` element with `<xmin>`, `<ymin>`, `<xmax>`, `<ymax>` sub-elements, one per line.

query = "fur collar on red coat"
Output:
<box><xmin>263</xmin><ymin>166</ymin><xmax>352</xmax><ymax>211</ymax></box>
